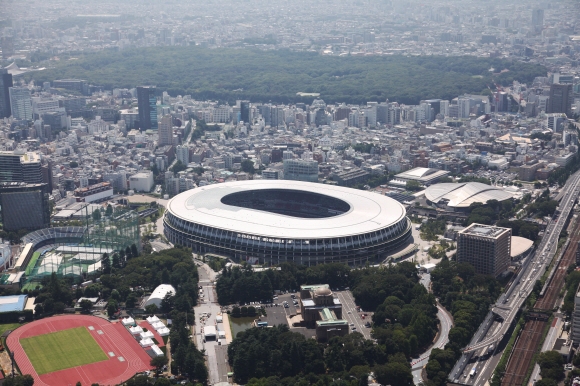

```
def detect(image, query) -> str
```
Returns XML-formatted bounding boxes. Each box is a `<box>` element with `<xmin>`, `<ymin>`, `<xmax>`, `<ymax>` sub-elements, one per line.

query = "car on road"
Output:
<box><xmin>349</xmin><ymin>323</ymin><xmax>354</xmax><ymax>326</ymax></box>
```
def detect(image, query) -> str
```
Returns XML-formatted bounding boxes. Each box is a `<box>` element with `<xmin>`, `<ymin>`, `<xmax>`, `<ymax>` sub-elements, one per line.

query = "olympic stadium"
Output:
<box><xmin>164</xmin><ymin>180</ymin><xmax>412</xmax><ymax>265</ymax></box>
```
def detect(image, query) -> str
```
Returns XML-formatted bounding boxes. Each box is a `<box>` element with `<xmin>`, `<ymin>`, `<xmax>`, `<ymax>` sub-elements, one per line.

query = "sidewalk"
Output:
<box><xmin>221</xmin><ymin>313</ymin><xmax>233</xmax><ymax>344</ymax></box>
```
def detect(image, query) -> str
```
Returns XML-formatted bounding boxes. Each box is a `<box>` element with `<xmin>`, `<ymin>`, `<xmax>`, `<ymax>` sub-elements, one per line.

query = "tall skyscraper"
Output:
<box><xmin>457</xmin><ymin>223</ymin><xmax>511</xmax><ymax>278</ymax></box>
<box><xmin>137</xmin><ymin>86</ymin><xmax>158</xmax><ymax>130</ymax></box>
<box><xmin>0</xmin><ymin>69</ymin><xmax>12</xmax><ymax>118</ymax></box>
<box><xmin>158</xmin><ymin>114</ymin><xmax>173</xmax><ymax>146</ymax></box>
<box><xmin>9</xmin><ymin>87</ymin><xmax>33</xmax><ymax>120</ymax></box>
<box><xmin>547</xmin><ymin>83</ymin><xmax>572</xmax><ymax>116</ymax></box>
<box><xmin>240</xmin><ymin>101</ymin><xmax>250</xmax><ymax>124</ymax></box>
<box><xmin>531</xmin><ymin>9</ymin><xmax>544</xmax><ymax>34</ymax></box>
<box><xmin>0</xmin><ymin>151</ymin><xmax>43</xmax><ymax>184</ymax></box>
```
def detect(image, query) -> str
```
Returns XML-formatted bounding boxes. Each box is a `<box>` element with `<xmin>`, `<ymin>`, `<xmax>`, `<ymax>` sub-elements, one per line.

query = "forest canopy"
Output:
<box><xmin>31</xmin><ymin>47</ymin><xmax>546</xmax><ymax>105</ymax></box>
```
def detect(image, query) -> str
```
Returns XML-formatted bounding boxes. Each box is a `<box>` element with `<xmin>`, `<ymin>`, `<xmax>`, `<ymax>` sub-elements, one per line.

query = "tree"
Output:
<box><xmin>101</xmin><ymin>253</ymin><xmax>111</xmax><ymax>274</ymax></box>
<box><xmin>112</xmin><ymin>253</ymin><xmax>120</xmax><ymax>269</ymax></box>
<box><xmin>538</xmin><ymin>351</ymin><xmax>564</xmax><ymax>381</ymax></box>
<box><xmin>92</xmin><ymin>209</ymin><xmax>101</xmax><ymax>221</ymax></box>
<box><xmin>170</xmin><ymin>160</ymin><xmax>187</xmax><ymax>174</ymax></box>
<box><xmin>145</xmin><ymin>303</ymin><xmax>159</xmax><ymax>315</ymax></box>
<box><xmin>374</xmin><ymin>362</ymin><xmax>413</xmax><ymax>386</ymax></box>
<box><xmin>69</xmin><ymin>161</ymin><xmax>78</xmax><ymax>168</ymax></box>
<box><xmin>131</xmin><ymin>244</ymin><xmax>139</xmax><ymax>258</ymax></box>
<box><xmin>405</xmin><ymin>180</ymin><xmax>422</xmax><ymax>191</ymax></box>
<box><xmin>126</xmin><ymin>293</ymin><xmax>138</xmax><ymax>308</ymax></box>
<box><xmin>151</xmin><ymin>355</ymin><xmax>169</xmax><ymax>372</ymax></box>
<box><xmin>241</xmin><ymin>159</ymin><xmax>255</xmax><ymax>174</ymax></box>
<box><xmin>161</xmin><ymin>293</ymin><xmax>175</xmax><ymax>313</ymax></box>
<box><xmin>79</xmin><ymin>299</ymin><xmax>93</xmax><ymax>313</ymax></box>
<box><xmin>126</xmin><ymin>246</ymin><xmax>133</xmax><ymax>260</ymax></box>
<box><xmin>105</xmin><ymin>204</ymin><xmax>113</xmax><ymax>216</ymax></box>
<box><xmin>3</xmin><ymin>375</ymin><xmax>34</xmax><ymax>386</ymax></box>
<box><xmin>107</xmin><ymin>299</ymin><xmax>118</xmax><ymax>317</ymax></box>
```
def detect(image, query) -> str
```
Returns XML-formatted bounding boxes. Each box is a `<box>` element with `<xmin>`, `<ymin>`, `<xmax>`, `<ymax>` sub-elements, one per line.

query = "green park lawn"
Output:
<box><xmin>20</xmin><ymin>327</ymin><xmax>108</xmax><ymax>374</ymax></box>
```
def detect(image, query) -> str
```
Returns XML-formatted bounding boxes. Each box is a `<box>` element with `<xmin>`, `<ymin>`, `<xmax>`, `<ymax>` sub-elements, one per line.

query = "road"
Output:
<box><xmin>449</xmin><ymin>170</ymin><xmax>580</xmax><ymax>384</ymax></box>
<box><xmin>411</xmin><ymin>273</ymin><xmax>453</xmax><ymax>385</ymax></box>
<box><xmin>193</xmin><ymin>261</ymin><xmax>228</xmax><ymax>385</ymax></box>
<box><xmin>334</xmin><ymin>291</ymin><xmax>372</xmax><ymax>339</ymax></box>
<box><xmin>411</xmin><ymin>303</ymin><xmax>453</xmax><ymax>385</ymax></box>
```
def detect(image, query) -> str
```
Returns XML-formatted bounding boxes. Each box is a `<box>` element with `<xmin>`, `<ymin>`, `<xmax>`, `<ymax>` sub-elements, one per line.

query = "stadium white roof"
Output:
<box><xmin>166</xmin><ymin>180</ymin><xmax>407</xmax><ymax>239</ymax></box>
<box><xmin>425</xmin><ymin>182</ymin><xmax>514</xmax><ymax>208</ymax></box>
<box><xmin>394</xmin><ymin>167</ymin><xmax>450</xmax><ymax>183</ymax></box>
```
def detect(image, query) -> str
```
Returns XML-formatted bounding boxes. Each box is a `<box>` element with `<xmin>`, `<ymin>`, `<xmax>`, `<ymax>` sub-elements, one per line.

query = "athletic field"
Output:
<box><xmin>20</xmin><ymin>326</ymin><xmax>108</xmax><ymax>374</ymax></box>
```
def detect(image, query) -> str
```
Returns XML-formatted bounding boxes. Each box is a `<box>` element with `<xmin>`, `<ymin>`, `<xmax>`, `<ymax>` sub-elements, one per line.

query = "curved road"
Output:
<box><xmin>412</xmin><ymin>274</ymin><xmax>454</xmax><ymax>385</ymax></box>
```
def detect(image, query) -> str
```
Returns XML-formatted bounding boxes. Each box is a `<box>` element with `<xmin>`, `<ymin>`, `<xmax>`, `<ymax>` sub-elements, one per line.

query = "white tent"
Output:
<box><xmin>146</xmin><ymin>315</ymin><xmax>160</xmax><ymax>324</ymax></box>
<box><xmin>122</xmin><ymin>317</ymin><xmax>135</xmax><ymax>326</ymax></box>
<box><xmin>144</xmin><ymin>284</ymin><xmax>176</xmax><ymax>308</ymax></box>
<box><xmin>150</xmin><ymin>344</ymin><xmax>164</xmax><ymax>357</ymax></box>
<box><xmin>204</xmin><ymin>325</ymin><xmax>217</xmax><ymax>339</ymax></box>
<box><xmin>129</xmin><ymin>326</ymin><xmax>144</xmax><ymax>335</ymax></box>
<box><xmin>140</xmin><ymin>338</ymin><xmax>154</xmax><ymax>347</ymax></box>
<box><xmin>151</xmin><ymin>321</ymin><xmax>166</xmax><ymax>330</ymax></box>
<box><xmin>140</xmin><ymin>331</ymin><xmax>155</xmax><ymax>340</ymax></box>
<box><xmin>157</xmin><ymin>327</ymin><xmax>170</xmax><ymax>337</ymax></box>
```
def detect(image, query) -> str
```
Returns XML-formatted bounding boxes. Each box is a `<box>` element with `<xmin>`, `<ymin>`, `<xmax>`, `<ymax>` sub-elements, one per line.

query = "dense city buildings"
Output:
<box><xmin>457</xmin><ymin>223</ymin><xmax>512</xmax><ymax>277</ymax></box>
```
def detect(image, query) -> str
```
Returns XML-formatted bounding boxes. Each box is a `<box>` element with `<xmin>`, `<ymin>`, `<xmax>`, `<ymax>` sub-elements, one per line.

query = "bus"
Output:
<box><xmin>469</xmin><ymin>367</ymin><xmax>477</xmax><ymax>377</ymax></box>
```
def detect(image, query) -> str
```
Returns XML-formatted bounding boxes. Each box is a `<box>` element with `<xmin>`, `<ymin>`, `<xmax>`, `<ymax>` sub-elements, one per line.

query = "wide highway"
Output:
<box><xmin>449</xmin><ymin>170</ymin><xmax>580</xmax><ymax>385</ymax></box>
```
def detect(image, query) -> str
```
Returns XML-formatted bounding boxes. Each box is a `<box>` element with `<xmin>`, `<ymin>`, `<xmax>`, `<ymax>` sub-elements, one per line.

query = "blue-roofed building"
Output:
<box><xmin>0</xmin><ymin>295</ymin><xmax>28</xmax><ymax>313</ymax></box>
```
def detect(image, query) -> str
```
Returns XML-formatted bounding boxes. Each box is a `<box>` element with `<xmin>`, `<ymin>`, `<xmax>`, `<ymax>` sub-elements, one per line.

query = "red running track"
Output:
<box><xmin>7</xmin><ymin>315</ymin><xmax>153</xmax><ymax>386</ymax></box>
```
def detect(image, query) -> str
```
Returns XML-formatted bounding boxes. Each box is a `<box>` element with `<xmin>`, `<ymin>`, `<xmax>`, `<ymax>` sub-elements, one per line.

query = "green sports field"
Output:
<box><xmin>20</xmin><ymin>327</ymin><xmax>108</xmax><ymax>374</ymax></box>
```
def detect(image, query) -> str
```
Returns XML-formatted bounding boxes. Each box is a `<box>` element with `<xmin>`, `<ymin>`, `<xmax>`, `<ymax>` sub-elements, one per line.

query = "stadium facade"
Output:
<box><xmin>164</xmin><ymin>180</ymin><xmax>412</xmax><ymax>265</ymax></box>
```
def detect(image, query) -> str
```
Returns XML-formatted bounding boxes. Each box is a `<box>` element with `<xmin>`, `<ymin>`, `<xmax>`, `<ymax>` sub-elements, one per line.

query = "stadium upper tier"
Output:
<box><xmin>424</xmin><ymin>182</ymin><xmax>514</xmax><ymax>208</ymax></box>
<box><xmin>164</xmin><ymin>180</ymin><xmax>412</xmax><ymax>265</ymax></box>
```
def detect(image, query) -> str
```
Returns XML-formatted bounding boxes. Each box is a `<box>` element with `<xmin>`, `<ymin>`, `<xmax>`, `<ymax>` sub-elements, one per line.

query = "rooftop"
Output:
<box><xmin>460</xmin><ymin>223</ymin><xmax>511</xmax><ymax>239</ymax></box>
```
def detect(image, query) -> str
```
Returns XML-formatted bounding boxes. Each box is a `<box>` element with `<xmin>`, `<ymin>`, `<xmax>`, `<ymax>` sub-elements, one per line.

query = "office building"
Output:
<box><xmin>137</xmin><ymin>86</ymin><xmax>158</xmax><ymax>130</ymax></box>
<box><xmin>262</xmin><ymin>169</ymin><xmax>280</xmax><ymax>180</ymax></box>
<box><xmin>0</xmin><ymin>151</ymin><xmax>43</xmax><ymax>184</ymax></box>
<box><xmin>0</xmin><ymin>182</ymin><xmax>50</xmax><ymax>232</ymax></box>
<box><xmin>240</xmin><ymin>101</ymin><xmax>250</xmax><ymax>124</ymax></box>
<box><xmin>52</xmin><ymin>79</ymin><xmax>87</xmax><ymax>95</ymax></box>
<box><xmin>9</xmin><ymin>87</ymin><xmax>33</xmax><ymax>120</ymax></box>
<box><xmin>129</xmin><ymin>171</ymin><xmax>154</xmax><ymax>192</ymax></box>
<box><xmin>158</xmin><ymin>114</ymin><xmax>173</xmax><ymax>146</ymax></box>
<box><xmin>547</xmin><ymin>84</ymin><xmax>572</xmax><ymax>116</ymax></box>
<box><xmin>283</xmin><ymin>159</ymin><xmax>319</xmax><ymax>182</ymax></box>
<box><xmin>457</xmin><ymin>223</ymin><xmax>511</xmax><ymax>277</ymax></box>
<box><xmin>0</xmin><ymin>69</ymin><xmax>12</xmax><ymax>119</ymax></box>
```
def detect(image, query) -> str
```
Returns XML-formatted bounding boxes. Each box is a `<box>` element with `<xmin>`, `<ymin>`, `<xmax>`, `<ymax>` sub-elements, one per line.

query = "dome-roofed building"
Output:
<box><xmin>425</xmin><ymin>182</ymin><xmax>514</xmax><ymax>210</ymax></box>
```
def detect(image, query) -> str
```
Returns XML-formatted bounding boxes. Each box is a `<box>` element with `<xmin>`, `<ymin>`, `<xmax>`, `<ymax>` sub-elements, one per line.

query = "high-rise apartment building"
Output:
<box><xmin>457</xmin><ymin>223</ymin><xmax>511</xmax><ymax>277</ymax></box>
<box><xmin>176</xmin><ymin>145</ymin><xmax>189</xmax><ymax>165</ymax></box>
<box><xmin>158</xmin><ymin>114</ymin><xmax>173</xmax><ymax>146</ymax></box>
<box><xmin>137</xmin><ymin>86</ymin><xmax>158</xmax><ymax>130</ymax></box>
<box><xmin>0</xmin><ymin>151</ymin><xmax>43</xmax><ymax>184</ymax></box>
<box><xmin>9</xmin><ymin>87</ymin><xmax>33</xmax><ymax>120</ymax></box>
<box><xmin>0</xmin><ymin>69</ymin><xmax>13</xmax><ymax>118</ymax></box>
<box><xmin>547</xmin><ymin>83</ymin><xmax>572</xmax><ymax>116</ymax></box>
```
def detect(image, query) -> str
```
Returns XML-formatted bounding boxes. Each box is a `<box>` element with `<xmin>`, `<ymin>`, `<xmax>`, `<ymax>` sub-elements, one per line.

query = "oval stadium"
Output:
<box><xmin>164</xmin><ymin>180</ymin><xmax>412</xmax><ymax>265</ymax></box>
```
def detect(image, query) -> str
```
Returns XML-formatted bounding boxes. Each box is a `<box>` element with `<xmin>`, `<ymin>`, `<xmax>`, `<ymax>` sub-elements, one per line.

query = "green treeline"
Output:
<box><xmin>228</xmin><ymin>325</ymin><xmax>415</xmax><ymax>386</ymax></box>
<box><xmin>216</xmin><ymin>262</ymin><xmax>437</xmax><ymax>385</ymax></box>
<box><xmin>425</xmin><ymin>258</ymin><xmax>503</xmax><ymax>385</ymax></box>
<box><xmin>31</xmin><ymin>47</ymin><xmax>546</xmax><ymax>105</ymax></box>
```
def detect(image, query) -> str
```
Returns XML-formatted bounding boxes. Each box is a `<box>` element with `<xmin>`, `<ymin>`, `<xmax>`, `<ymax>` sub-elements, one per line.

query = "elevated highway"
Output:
<box><xmin>449</xmin><ymin>170</ymin><xmax>580</xmax><ymax>383</ymax></box>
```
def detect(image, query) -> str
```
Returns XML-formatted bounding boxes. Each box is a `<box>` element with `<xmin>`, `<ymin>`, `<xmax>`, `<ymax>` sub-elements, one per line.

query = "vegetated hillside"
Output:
<box><xmin>31</xmin><ymin>47</ymin><xmax>546</xmax><ymax>105</ymax></box>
